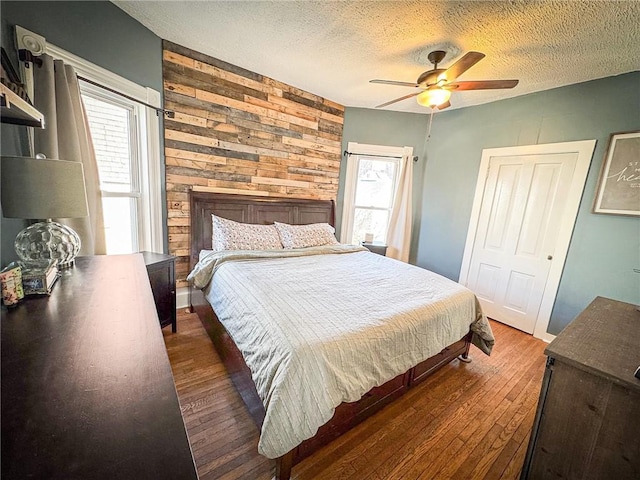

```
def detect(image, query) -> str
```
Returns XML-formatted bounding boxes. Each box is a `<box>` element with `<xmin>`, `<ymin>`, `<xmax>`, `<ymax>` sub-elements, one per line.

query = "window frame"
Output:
<box><xmin>45</xmin><ymin>42</ymin><xmax>164</xmax><ymax>253</ymax></box>
<box><xmin>340</xmin><ymin>142</ymin><xmax>413</xmax><ymax>245</ymax></box>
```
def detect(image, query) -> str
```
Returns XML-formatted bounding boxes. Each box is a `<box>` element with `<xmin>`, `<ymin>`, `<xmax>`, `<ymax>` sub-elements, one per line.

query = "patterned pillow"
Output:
<box><xmin>274</xmin><ymin>222</ymin><xmax>339</xmax><ymax>249</ymax></box>
<box><xmin>212</xmin><ymin>215</ymin><xmax>283</xmax><ymax>251</ymax></box>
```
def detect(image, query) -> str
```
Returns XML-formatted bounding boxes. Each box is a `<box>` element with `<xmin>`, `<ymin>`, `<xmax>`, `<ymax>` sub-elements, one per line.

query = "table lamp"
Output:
<box><xmin>1</xmin><ymin>155</ymin><xmax>89</xmax><ymax>269</ymax></box>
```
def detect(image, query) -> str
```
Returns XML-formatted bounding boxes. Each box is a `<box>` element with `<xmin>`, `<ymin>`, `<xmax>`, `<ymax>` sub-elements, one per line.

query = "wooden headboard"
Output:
<box><xmin>189</xmin><ymin>191</ymin><xmax>336</xmax><ymax>269</ymax></box>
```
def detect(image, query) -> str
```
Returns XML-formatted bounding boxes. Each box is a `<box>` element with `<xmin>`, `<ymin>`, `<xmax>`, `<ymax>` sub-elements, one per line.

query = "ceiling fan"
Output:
<box><xmin>371</xmin><ymin>50</ymin><xmax>519</xmax><ymax>110</ymax></box>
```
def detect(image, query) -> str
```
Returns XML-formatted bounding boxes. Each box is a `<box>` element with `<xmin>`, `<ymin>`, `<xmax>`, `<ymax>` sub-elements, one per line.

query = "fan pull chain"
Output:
<box><xmin>426</xmin><ymin>108</ymin><xmax>435</xmax><ymax>141</ymax></box>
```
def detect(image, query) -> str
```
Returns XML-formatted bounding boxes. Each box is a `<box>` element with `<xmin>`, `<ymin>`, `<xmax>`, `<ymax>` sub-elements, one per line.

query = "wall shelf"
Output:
<box><xmin>0</xmin><ymin>83</ymin><xmax>44</xmax><ymax>128</ymax></box>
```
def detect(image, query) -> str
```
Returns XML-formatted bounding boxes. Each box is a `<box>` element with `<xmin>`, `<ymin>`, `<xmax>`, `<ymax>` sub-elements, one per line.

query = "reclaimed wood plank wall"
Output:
<box><xmin>162</xmin><ymin>41</ymin><xmax>345</xmax><ymax>287</ymax></box>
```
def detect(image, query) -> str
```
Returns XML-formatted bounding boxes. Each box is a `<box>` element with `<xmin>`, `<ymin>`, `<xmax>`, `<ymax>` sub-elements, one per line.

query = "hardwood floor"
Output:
<box><xmin>163</xmin><ymin>312</ymin><xmax>547</xmax><ymax>480</ymax></box>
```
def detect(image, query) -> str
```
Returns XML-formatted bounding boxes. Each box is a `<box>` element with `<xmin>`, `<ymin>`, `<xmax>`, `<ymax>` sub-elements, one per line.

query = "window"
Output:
<box><xmin>82</xmin><ymin>87</ymin><xmax>140</xmax><ymax>253</ymax></box>
<box><xmin>348</xmin><ymin>156</ymin><xmax>399</xmax><ymax>244</ymax></box>
<box><xmin>341</xmin><ymin>143</ymin><xmax>412</xmax><ymax>245</ymax></box>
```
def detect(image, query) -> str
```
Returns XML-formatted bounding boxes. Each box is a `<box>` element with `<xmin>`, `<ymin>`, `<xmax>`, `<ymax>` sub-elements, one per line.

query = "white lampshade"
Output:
<box><xmin>416</xmin><ymin>88</ymin><xmax>452</xmax><ymax>108</ymax></box>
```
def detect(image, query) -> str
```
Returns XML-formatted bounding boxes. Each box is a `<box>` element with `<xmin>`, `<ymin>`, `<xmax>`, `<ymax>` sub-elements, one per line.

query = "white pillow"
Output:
<box><xmin>212</xmin><ymin>215</ymin><xmax>283</xmax><ymax>251</ymax></box>
<box><xmin>274</xmin><ymin>222</ymin><xmax>339</xmax><ymax>249</ymax></box>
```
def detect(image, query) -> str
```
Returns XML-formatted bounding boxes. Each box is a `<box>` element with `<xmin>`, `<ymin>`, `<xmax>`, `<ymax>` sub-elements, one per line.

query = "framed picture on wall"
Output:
<box><xmin>593</xmin><ymin>131</ymin><xmax>640</xmax><ymax>216</ymax></box>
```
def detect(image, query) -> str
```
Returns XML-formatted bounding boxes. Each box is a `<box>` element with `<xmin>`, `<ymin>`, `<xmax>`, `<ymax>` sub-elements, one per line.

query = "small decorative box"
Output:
<box><xmin>22</xmin><ymin>263</ymin><xmax>59</xmax><ymax>296</ymax></box>
<box><xmin>1</xmin><ymin>263</ymin><xmax>24</xmax><ymax>306</ymax></box>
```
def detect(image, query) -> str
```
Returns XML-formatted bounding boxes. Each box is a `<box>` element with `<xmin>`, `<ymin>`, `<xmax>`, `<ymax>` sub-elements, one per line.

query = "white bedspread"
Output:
<box><xmin>188</xmin><ymin>245</ymin><xmax>494</xmax><ymax>459</ymax></box>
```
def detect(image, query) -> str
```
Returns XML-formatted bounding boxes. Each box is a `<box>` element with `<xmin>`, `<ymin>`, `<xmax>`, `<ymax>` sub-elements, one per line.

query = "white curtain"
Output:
<box><xmin>33</xmin><ymin>54</ymin><xmax>106</xmax><ymax>255</ymax></box>
<box><xmin>386</xmin><ymin>154</ymin><xmax>413</xmax><ymax>262</ymax></box>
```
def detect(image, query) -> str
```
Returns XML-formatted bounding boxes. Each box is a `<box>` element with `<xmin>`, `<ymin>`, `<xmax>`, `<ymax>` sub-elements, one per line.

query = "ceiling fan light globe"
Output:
<box><xmin>417</xmin><ymin>89</ymin><xmax>451</xmax><ymax>108</ymax></box>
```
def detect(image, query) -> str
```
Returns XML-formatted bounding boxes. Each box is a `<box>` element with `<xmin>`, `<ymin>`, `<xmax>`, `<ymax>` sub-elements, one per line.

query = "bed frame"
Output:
<box><xmin>189</xmin><ymin>191</ymin><xmax>472</xmax><ymax>480</ymax></box>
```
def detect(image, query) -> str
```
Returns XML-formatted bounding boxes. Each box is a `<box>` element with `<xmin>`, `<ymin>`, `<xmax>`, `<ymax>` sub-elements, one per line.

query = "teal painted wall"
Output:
<box><xmin>416</xmin><ymin>72</ymin><xmax>640</xmax><ymax>335</ymax></box>
<box><xmin>342</xmin><ymin>72</ymin><xmax>640</xmax><ymax>334</ymax></box>
<box><xmin>418</xmin><ymin>72</ymin><xmax>640</xmax><ymax>334</ymax></box>
<box><xmin>1</xmin><ymin>1</ymin><xmax>163</xmax><ymax>92</ymax></box>
<box><xmin>339</xmin><ymin>108</ymin><xmax>430</xmax><ymax>262</ymax></box>
<box><xmin>0</xmin><ymin>1</ymin><xmax>165</xmax><ymax>265</ymax></box>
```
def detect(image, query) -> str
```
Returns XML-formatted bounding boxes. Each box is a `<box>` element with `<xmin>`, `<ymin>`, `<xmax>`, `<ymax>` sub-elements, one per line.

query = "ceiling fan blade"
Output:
<box><xmin>447</xmin><ymin>80</ymin><xmax>519</xmax><ymax>91</ymax></box>
<box><xmin>436</xmin><ymin>100</ymin><xmax>451</xmax><ymax>111</ymax></box>
<box><xmin>375</xmin><ymin>91</ymin><xmax>421</xmax><ymax>108</ymax></box>
<box><xmin>370</xmin><ymin>79</ymin><xmax>420</xmax><ymax>87</ymax></box>
<box><xmin>442</xmin><ymin>52</ymin><xmax>485</xmax><ymax>82</ymax></box>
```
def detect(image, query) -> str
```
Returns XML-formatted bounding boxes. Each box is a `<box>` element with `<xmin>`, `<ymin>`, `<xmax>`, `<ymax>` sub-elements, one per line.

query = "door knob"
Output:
<box><xmin>547</xmin><ymin>255</ymin><xmax>553</xmax><ymax>260</ymax></box>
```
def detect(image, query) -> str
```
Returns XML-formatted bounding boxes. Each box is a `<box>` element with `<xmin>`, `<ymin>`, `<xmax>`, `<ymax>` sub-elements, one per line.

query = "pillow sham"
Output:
<box><xmin>212</xmin><ymin>215</ymin><xmax>283</xmax><ymax>251</ymax></box>
<box><xmin>274</xmin><ymin>221</ymin><xmax>339</xmax><ymax>249</ymax></box>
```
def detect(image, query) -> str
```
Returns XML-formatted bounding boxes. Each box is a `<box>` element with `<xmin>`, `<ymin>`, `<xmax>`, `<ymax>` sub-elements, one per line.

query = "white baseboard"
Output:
<box><xmin>176</xmin><ymin>287</ymin><xmax>190</xmax><ymax>310</ymax></box>
<box><xmin>539</xmin><ymin>333</ymin><xmax>556</xmax><ymax>343</ymax></box>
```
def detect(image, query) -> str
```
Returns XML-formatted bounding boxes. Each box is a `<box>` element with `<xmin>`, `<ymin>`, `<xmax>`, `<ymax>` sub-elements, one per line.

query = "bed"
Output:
<box><xmin>188</xmin><ymin>191</ymin><xmax>494</xmax><ymax>480</ymax></box>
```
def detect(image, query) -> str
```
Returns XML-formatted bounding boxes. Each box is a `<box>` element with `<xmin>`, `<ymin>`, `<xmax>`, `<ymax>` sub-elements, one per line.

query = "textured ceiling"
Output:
<box><xmin>113</xmin><ymin>1</ymin><xmax>640</xmax><ymax>114</ymax></box>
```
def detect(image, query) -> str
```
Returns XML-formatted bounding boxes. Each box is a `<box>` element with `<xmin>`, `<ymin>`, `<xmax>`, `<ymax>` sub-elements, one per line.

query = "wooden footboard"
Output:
<box><xmin>191</xmin><ymin>288</ymin><xmax>472</xmax><ymax>480</ymax></box>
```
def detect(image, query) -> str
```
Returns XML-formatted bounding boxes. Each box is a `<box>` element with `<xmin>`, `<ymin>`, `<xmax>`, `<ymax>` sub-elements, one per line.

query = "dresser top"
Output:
<box><xmin>141</xmin><ymin>250</ymin><xmax>175</xmax><ymax>266</ymax></box>
<box><xmin>1</xmin><ymin>254</ymin><xmax>197</xmax><ymax>479</ymax></box>
<box><xmin>545</xmin><ymin>296</ymin><xmax>640</xmax><ymax>391</ymax></box>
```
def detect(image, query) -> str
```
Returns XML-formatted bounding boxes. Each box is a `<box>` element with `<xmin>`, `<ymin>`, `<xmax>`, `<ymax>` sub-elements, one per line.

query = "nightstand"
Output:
<box><xmin>362</xmin><ymin>242</ymin><xmax>388</xmax><ymax>256</ymax></box>
<box><xmin>141</xmin><ymin>252</ymin><xmax>176</xmax><ymax>332</ymax></box>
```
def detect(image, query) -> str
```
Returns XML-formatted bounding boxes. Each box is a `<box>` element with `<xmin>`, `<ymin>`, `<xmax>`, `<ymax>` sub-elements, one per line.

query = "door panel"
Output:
<box><xmin>475</xmin><ymin>263</ymin><xmax>500</xmax><ymax>300</ymax></box>
<box><xmin>484</xmin><ymin>163</ymin><xmax>521</xmax><ymax>251</ymax></box>
<box><xmin>466</xmin><ymin>153</ymin><xmax>577</xmax><ymax>333</ymax></box>
<box><xmin>516</xmin><ymin>163</ymin><xmax>561</xmax><ymax>256</ymax></box>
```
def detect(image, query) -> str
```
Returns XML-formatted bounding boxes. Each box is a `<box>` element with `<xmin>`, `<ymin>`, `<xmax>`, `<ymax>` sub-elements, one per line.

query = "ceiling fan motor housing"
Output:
<box><xmin>417</xmin><ymin>69</ymin><xmax>446</xmax><ymax>86</ymax></box>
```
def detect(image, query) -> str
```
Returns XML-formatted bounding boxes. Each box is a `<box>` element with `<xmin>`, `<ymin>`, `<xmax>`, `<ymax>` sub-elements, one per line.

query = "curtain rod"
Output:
<box><xmin>343</xmin><ymin>150</ymin><xmax>419</xmax><ymax>162</ymax></box>
<box><xmin>77</xmin><ymin>76</ymin><xmax>174</xmax><ymax>118</ymax></box>
<box><xmin>19</xmin><ymin>49</ymin><xmax>174</xmax><ymax>118</ymax></box>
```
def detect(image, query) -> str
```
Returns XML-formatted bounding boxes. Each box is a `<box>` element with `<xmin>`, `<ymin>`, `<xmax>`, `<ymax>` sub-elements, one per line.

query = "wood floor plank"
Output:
<box><xmin>163</xmin><ymin>313</ymin><xmax>546</xmax><ymax>479</ymax></box>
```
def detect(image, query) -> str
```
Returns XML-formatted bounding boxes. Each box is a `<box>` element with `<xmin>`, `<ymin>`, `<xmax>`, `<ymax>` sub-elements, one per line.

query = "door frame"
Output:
<box><xmin>459</xmin><ymin>140</ymin><xmax>596</xmax><ymax>342</ymax></box>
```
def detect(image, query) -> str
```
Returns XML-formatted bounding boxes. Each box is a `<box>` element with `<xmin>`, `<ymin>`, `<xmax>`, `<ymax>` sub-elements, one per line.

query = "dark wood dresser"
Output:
<box><xmin>521</xmin><ymin>296</ymin><xmax>640</xmax><ymax>480</ymax></box>
<box><xmin>1</xmin><ymin>254</ymin><xmax>197</xmax><ymax>480</ymax></box>
<box><xmin>142</xmin><ymin>251</ymin><xmax>177</xmax><ymax>332</ymax></box>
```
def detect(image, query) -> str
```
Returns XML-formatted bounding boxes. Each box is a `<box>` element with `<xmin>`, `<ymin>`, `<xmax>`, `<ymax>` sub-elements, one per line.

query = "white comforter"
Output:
<box><xmin>188</xmin><ymin>245</ymin><xmax>494</xmax><ymax>459</ymax></box>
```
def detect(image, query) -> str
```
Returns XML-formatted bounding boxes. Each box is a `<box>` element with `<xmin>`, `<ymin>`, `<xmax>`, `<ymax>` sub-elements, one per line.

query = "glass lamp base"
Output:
<box><xmin>14</xmin><ymin>221</ymin><xmax>82</xmax><ymax>269</ymax></box>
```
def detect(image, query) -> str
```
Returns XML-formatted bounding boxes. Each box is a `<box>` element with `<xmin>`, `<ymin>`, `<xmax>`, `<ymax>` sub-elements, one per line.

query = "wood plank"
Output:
<box><xmin>164</xmin><ymin>99</ymin><xmax>228</xmax><ymax>124</ymax></box>
<box><xmin>164</xmin><ymin>81</ymin><xmax>196</xmax><ymax>97</ymax></box>
<box><xmin>163</xmin><ymin>49</ymin><xmax>195</xmax><ymax>69</ymax></box>
<box><xmin>281</xmin><ymin>91</ymin><xmax>345</xmax><ymax>117</ymax></box>
<box><xmin>163</xmin><ymin>40</ymin><xmax>264</xmax><ymax>82</ymax></box>
<box><xmin>165</xmin><ymin>140</ymin><xmax>260</xmax><ymax>162</ymax></box>
<box><xmin>191</xmin><ymin>185</ymin><xmax>271</xmax><ymax>197</ymax></box>
<box><xmin>268</xmin><ymin>93</ymin><xmax>344</xmax><ymax>125</ymax></box>
<box><xmin>165</xmin><ymin>129</ymin><xmax>219</xmax><ymax>148</ymax></box>
<box><xmin>301</xmin><ymin>133</ymin><xmax>343</xmax><ymax>149</ymax></box>
<box><xmin>206</xmin><ymin>180</ymin><xmax>286</xmax><ymax>196</ymax></box>
<box><xmin>290</xmin><ymin>122</ymin><xmax>343</xmax><ymax>143</ymax></box>
<box><xmin>164</xmin><ymin>63</ymin><xmax>269</xmax><ymax>103</ymax></box>
<box><xmin>168</xmin><ymin>217</ymin><xmax>190</xmax><ymax>227</ymax></box>
<box><xmin>245</xmin><ymin>95</ymin><xmax>317</xmax><ymax>123</ymax></box>
<box><xmin>194</xmin><ymin>60</ymin><xmax>283</xmax><ymax>97</ymax></box>
<box><xmin>282</xmin><ymin>136</ymin><xmax>341</xmax><ymax>154</ymax></box>
<box><xmin>251</xmin><ymin>176</ymin><xmax>310</xmax><ymax>188</ymax></box>
<box><xmin>172</xmin><ymin>111</ymin><xmax>207</xmax><ymax>127</ymax></box>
